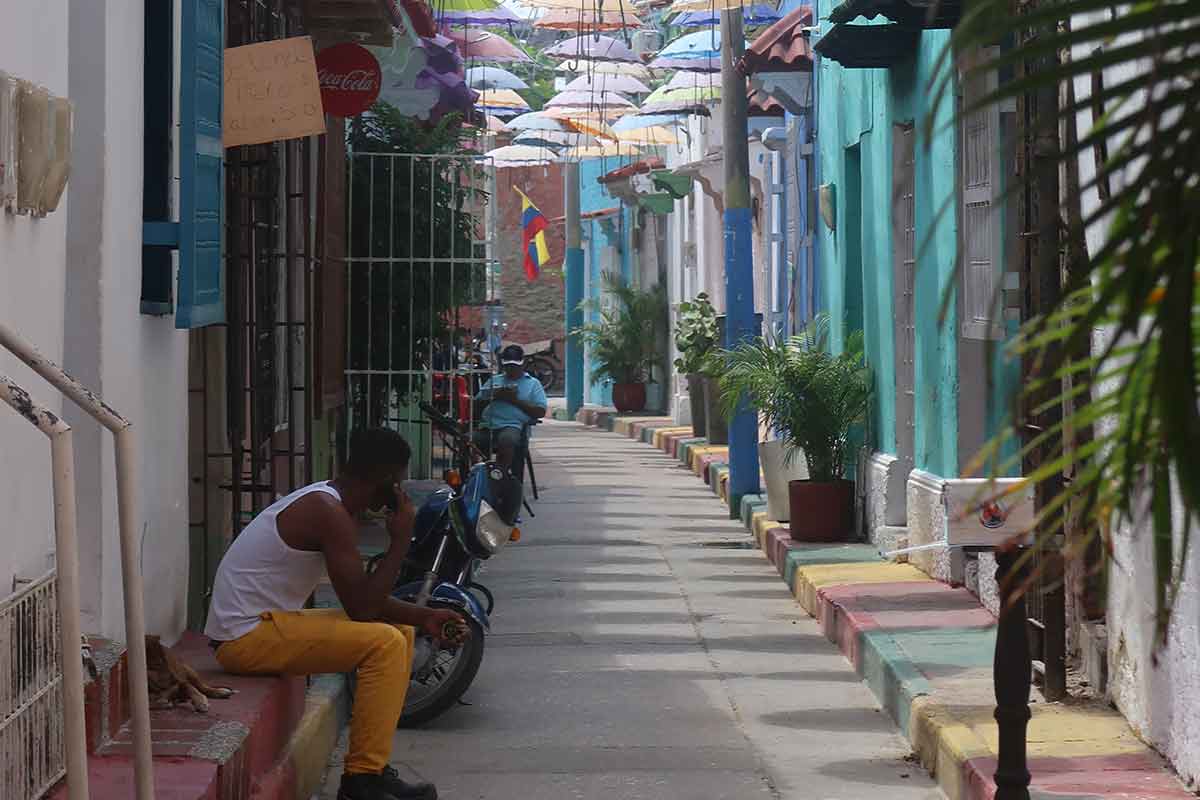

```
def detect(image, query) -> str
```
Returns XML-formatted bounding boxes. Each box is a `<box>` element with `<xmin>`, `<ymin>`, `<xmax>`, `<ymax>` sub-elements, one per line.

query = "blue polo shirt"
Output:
<box><xmin>477</xmin><ymin>373</ymin><xmax>547</xmax><ymax>430</ymax></box>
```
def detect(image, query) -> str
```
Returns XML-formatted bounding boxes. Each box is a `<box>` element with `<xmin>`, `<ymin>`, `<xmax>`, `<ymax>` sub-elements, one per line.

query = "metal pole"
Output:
<box><xmin>115</xmin><ymin>430</ymin><xmax>155</xmax><ymax>800</ymax></box>
<box><xmin>0</xmin><ymin>376</ymin><xmax>88</xmax><ymax>800</ymax></box>
<box><xmin>50</xmin><ymin>432</ymin><xmax>89</xmax><ymax>800</ymax></box>
<box><xmin>565</xmin><ymin>160</ymin><xmax>585</xmax><ymax>417</ymax></box>
<box><xmin>993</xmin><ymin>548</ymin><xmax>1032</xmax><ymax>799</ymax></box>
<box><xmin>720</xmin><ymin>7</ymin><xmax>761</xmax><ymax>515</ymax></box>
<box><xmin>0</xmin><ymin>323</ymin><xmax>155</xmax><ymax>799</ymax></box>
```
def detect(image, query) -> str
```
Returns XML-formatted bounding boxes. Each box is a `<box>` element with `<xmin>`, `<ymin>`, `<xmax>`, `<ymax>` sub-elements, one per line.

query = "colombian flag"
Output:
<box><xmin>515</xmin><ymin>187</ymin><xmax>550</xmax><ymax>281</ymax></box>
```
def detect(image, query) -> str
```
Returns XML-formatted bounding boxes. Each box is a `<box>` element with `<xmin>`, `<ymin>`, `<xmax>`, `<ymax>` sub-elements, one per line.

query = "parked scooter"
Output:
<box><xmin>367</xmin><ymin>401</ymin><xmax>522</xmax><ymax>726</ymax></box>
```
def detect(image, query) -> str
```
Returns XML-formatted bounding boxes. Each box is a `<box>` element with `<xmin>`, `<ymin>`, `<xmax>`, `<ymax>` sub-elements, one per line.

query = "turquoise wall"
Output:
<box><xmin>579</xmin><ymin>156</ymin><xmax>638</xmax><ymax>407</ymax></box>
<box><xmin>813</xmin><ymin>9</ymin><xmax>961</xmax><ymax>478</ymax></box>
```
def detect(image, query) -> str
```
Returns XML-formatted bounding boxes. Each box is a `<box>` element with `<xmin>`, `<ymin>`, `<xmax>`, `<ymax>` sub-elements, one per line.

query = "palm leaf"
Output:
<box><xmin>937</xmin><ymin>0</ymin><xmax>1200</xmax><ymax>642</ymax></box>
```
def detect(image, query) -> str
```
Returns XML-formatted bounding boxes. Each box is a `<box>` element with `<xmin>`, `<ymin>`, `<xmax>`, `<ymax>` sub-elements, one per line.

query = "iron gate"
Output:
<box><xmin>344</xmin><ymin>151</ymin><xmax>498</xmax><ymax>478</ymax></box>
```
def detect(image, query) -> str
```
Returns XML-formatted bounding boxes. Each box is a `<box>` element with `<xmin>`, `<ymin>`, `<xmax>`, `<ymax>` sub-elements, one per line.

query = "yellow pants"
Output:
<box><xmin>215</xmin><ymin>608</ymin><xmax>414</xmax><ymax>775</ymax></box>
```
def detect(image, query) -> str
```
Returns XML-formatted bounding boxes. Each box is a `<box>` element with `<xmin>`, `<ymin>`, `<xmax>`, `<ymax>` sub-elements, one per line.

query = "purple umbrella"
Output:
<box><xmin>437</xmin><ymin>5</ymin><xmax>522</xmax><ymax>26</ymax></box>
<box><xmin>543</xmin><ymin>34</ymin><xmax>640</xmax><ymax>63</ymax></box>
<box><xmin>420</xmin><ymin>35</ymin><xmax>464</xmax><ymax>73</ymax></box>
<box><xmin>648</xmin><ymin>54</ymin><xmax>721</xmax><ymax>72</ymax></box>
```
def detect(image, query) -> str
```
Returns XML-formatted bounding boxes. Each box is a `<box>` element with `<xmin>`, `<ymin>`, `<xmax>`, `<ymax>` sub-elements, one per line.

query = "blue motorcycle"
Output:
<box><xmin>369</xmin><ymin>401</ymin><xmax>523</xmax><ymax>726</ymax></box>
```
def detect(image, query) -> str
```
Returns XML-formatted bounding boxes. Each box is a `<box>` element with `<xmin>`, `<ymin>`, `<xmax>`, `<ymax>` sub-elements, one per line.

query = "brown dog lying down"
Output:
<box><xmin>145</xmin><ymin>635</ymin><xmax>235</xmax><ymax>713</ymax></box>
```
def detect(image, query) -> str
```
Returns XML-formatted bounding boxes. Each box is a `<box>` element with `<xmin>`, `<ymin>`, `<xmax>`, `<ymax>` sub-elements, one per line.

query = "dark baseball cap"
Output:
<box><xmin>499</xmin><ymin>344</ymin><xmax>525</xmax><ymax>366</ymax></box>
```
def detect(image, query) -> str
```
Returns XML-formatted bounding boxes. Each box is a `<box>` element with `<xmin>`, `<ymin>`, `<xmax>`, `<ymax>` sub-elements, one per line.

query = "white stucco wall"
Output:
<box><xmin>64</xmin><ymin>0</ymin><xmax>191</xmax><ymax>642</ymax></box>
<box><xmin>0</xmin><ymin>1</ymin><xmax>71</xmax><ymax>596</ymax></box>
<box><xmin>1069</xmin><ymin>17</ymin><xmax>1199</xmax><ymax>785</ymax></box>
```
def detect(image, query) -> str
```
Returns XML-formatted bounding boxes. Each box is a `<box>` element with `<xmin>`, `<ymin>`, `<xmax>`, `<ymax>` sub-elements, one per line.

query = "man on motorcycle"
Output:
<box><xmin>472</xmin><ymin>344</ymin><xmax>548</xmax><ymax>469</ymax></box>
<box><xmin>205</xmin><ymin>428</ymin><xmax>465</xmax><ymax>800</ymax></box>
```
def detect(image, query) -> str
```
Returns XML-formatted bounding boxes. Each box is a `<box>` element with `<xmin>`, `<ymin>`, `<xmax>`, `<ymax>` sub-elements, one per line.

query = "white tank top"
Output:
<box><xmin>204</xmin><ymin>481</ymin><xmax>340</xmax><ymax>641</ymax></box>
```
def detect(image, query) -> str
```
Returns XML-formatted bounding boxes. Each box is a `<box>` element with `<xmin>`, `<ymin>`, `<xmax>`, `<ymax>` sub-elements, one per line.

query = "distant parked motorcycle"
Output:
<box><xmin>367</xmin><ymin>401</ymin><xmax>522</xmax><ymax>726</ymax></box>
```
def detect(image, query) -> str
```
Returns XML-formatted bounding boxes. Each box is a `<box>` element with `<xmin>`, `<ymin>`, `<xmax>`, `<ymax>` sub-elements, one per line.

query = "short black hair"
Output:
<box><xmin>344</xmin><ymin>428</ymin><xmax>412</xmax><ymax>480</ymax></box>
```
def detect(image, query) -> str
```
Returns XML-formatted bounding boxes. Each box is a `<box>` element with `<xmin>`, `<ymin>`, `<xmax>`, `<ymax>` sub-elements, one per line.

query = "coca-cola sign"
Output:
<box><xmin>315</xmin><ymin>43</ymin><xmax>381</xmax><ymax>118</ymax></box>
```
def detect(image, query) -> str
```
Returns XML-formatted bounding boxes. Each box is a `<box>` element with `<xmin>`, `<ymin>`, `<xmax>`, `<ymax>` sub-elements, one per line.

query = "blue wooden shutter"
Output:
<box><xmin>177</xmin><ymin>0</ymin><xmax>225</xmax><ymax>328</ymax></box>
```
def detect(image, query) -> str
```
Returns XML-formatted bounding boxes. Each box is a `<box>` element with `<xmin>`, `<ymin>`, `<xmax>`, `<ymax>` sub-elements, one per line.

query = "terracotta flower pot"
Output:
<box><xmin>612</xmin><ymin>382</ymin><xmax>646</xmax><ymax>413</ymax></box>
<box><xmin>788</xmin><ymin>479</ymin><xmax>854</xmax><ymax>542</ymax></box>
<box><xmin>686</xmin><ymin>373</ymin><xmax>707</xmax><ymax>438</ymax></box>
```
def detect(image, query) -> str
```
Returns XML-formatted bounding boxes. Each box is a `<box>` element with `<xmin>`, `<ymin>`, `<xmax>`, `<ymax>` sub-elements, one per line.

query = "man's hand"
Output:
<box><xmin>493</xmin><ymin>386</ymin><xmax>518</xmax><ymax>404</ymax></box>
<box><xmin>386</xmin><ymin>484</ymin><xmax>416</xmax><ymax>556</ymax></box>
<box><xmin>422</xmin><ymin>608</ymin><xmax>470</xmax><ymax>645</ymax></box>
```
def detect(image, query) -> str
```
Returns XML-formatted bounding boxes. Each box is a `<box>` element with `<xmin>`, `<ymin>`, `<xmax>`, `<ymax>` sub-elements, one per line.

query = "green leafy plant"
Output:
<box><xmin>717</xmin><ymin>315</ymin><xmax>872</xmax><ymax>482</ymax></box>
<box><xmin>577</xmin><ymin>276</ymin><xmax>668</xmax><ymax>385</ymax></box>
<box><xmin>673</xmin><ymin>293</ymin><xmax>719</xmax><ymax>375</ymax></box>
<box><xmin>937</xmin><ymin>0</ymin><xmax>1200</xmax><ymax>638</ymax></box>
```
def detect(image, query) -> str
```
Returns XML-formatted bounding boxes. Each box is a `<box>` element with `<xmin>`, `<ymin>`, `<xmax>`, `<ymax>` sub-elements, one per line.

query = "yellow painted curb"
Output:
<box><xmin>792</xmin><ymin>561</ymin><xmax>930</xmax><ymax>617</ymax></box>
<box><xmin>752</xmin><ymin>515</ymin><xmax>779</xmax><ymax>541</ymax></box>
<box><xmin>283</xmin><ymin>676</ymin><xmax>350</xmax><ymax>800</ymax></box>
<box><xmin>687</xmin><ymin>446</ymin><xmax>727</xmax><ymax>473</ymax></box>
<box><xmin>651</xmin><ymin>427</ymin><xmax>692</xmax><ymax>448</ymax></box>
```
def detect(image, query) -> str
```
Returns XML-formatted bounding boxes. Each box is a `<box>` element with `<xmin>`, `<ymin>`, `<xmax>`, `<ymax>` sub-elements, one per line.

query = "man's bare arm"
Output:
<box><xmin>315</xmin><ymin>502</ymin><xmax>410</xmax><ymax>622</ymax></box>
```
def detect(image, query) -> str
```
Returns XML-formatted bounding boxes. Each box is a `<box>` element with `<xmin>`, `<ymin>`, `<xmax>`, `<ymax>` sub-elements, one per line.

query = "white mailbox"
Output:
<box><xmin>944</xmin><ymin>477</ymin><xmax>1035</xmax><ymax>548</ymax></box>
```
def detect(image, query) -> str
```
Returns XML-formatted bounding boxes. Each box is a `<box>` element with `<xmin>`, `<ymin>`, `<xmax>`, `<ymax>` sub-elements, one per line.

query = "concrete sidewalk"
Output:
<box><xmin>587</xmin><ymin>414</ymin><xmax>1195</xmax><ymax>800</ymax></box>
<box><xmin>319</xmin><ymin>420</ymin><xmax>941</xmax><ymax>799</ymax></box>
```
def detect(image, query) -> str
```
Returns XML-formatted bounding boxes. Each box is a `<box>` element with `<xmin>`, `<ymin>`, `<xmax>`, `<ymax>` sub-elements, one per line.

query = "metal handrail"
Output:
<box><xmin>0</xmin><ymin>322</ymin><xmax>154</xmax><ymax>800</ymax></box>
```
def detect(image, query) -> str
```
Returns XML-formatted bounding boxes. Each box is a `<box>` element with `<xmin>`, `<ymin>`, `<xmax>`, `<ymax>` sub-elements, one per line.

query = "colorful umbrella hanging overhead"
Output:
<box><xmin>670</xmin><ymin>4</ymin><xmax>782</xmax><ymax>26</ymax></box>
<box><xmin>611</xmin><ymin>112</ymin><xmax>685</xmax><ymax>131</ymax></box>
<box><xmin>466</xmin><ymin>65</ymin><xmax>529</xmax><ymax>90</ymax></box>
<box><xmin>647</xmin><ymin>54</ymin><xmax>721</xmax><ymax>72</ymax></box>
<box><xmin>555</xmin><ymin>60</ymin><xmax>652</xmax><ymax>79</ymax></box>
<box><xmin>657</xmin><ymin>29</ymin><xmax>730</xmax><ymax>60</ymax></box>
<box><xmin>447</xmin><ymin>29</ymin><xmax>534</xmax><ymax>61</ymax></box>
<box><xmin>563</xmin><ymin>73</ymin><xmax>651</xmax><ymax>95</ymax></box>
<box><xmin>476</xmin><ymin>88</ymin><xmax>531</xmax><ymax>117</ymax></box>
<box><xmin>485</xmin><ymin>143</ymin><xmax>555</xmax><ymax>166</ymax></box>
<box><xmin>616</xmin><ymin>125</ymin><xmax>678</xmax><ymax>146</ymax></box>
<box><xmin>545</xmin><ymin>89</ymin><xmax>636</xmax><ymax>110</ymax></box>
<box><xmin>506</xmin><ymin>110</ymin><xmax>619</xmax><ymax>141</ymax></box>
<box><xmin>517</xmin><ymin>0</ymin><xmax>638</xmax><ymax>12</ymax></box>
<box><xmin>437</xmin><ymin>0</ymin><xmax>524</xmax><ymax>26</ymax></box>
<box><xmin>542</xmin><ymin>34</ymin><xmax>640</xmax><ymax>62</ymax></box>
<box><xmin>533</xmin><ymin>7</ymin><xmax>643</xmax><ymax>30</ymax></box>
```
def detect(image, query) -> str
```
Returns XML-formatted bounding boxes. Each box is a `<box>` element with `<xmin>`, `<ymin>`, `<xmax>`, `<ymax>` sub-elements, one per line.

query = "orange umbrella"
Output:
<box><xmin>534</xmin><ymin>7</ymin><xmax>643</xmax><ymax>30</ymax></box>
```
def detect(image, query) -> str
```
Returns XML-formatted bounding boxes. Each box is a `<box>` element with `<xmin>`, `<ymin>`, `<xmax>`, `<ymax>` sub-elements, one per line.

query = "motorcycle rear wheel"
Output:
<box><xmin>397</xmin><ymin>612</ymin><xmax>486</xmax><ymax>727</ymax></box>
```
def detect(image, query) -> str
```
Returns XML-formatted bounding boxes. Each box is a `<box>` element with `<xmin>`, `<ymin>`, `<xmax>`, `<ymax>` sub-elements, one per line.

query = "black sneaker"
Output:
<box><xmin>338</xmin><ymin>767</ymin><xmax>437</xmax><ymax>800</ymax></box>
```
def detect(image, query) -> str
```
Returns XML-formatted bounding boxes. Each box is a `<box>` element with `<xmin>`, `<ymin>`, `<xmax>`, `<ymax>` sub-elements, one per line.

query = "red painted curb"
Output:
<box><xmin>963</xmin><ymin>753</ymin><xmax>1196</xmax><ymax>799</ymax></box>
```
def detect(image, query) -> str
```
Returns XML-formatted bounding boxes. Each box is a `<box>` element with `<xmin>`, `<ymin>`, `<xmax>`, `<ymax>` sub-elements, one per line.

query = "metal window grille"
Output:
<box><xmin>344</xmin><ymin>152</ymin><xmax>497</xmax><ymax>478</ymax></box>
<box><xmin>0</xmin><ymin>570</ymin><xmax>65</xmax><ymax>800</ymax></box>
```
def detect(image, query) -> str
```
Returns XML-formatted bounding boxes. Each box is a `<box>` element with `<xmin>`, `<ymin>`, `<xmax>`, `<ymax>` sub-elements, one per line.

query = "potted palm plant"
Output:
<box><xmin>577</xmin><ymin>277</ymin><xmax>668</xmax><ymax>413</ymax></box>
<box><xmin>718</xmin><ymin>316</ymin><xmax>871</xmax><ymax>540</ymax></box>
<box><xmin>673</xmin><ymin>293</ymin><xmax>719</xmax><ymax>438</ymax></box>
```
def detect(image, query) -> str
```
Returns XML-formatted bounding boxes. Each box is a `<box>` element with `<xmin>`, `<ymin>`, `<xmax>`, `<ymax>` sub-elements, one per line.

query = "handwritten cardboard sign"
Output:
<box><xmin>223</xmin><ymin>36</ymin><xmax>326</xmax><ymax>148</ymax></box>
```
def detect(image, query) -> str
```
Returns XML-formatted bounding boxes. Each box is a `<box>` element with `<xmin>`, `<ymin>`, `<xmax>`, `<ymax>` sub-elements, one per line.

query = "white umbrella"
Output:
<box><xmin>485</xmin><ymin>144</ymin><xmax>555</xmax><ymax>167</ymax></box>
<box><xmin>466</xmin><ymin>66</ymin><xmax>530</xmax><ymax>91</ymax></box>
<box><xmin>555</xmin><ymin>60</ymin><xmax>652</xmax><ymax>80</ymax></box>
<box><xmin>564</xmin><ymin>73</ymin><xmax>652</xmax><ymax>95</ymax></box>
<box><xmin>545</xmin><ymin>90</ymin><xmax>636</xmax><ymax>109</ymax></box>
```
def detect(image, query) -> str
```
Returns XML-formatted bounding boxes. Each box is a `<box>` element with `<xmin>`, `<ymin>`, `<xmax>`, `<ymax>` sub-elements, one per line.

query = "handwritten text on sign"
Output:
<box><xmin>223</xmin><ymin>36</ymin><xmax>326</xmax><ymax>148</ymax></box>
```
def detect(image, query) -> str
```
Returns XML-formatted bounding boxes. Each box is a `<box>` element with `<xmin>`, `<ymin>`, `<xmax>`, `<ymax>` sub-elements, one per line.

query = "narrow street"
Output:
<box><xmin>321</xmin><ymin>421</ymin><xmax>942</xmax><ymax>800</ymax></box>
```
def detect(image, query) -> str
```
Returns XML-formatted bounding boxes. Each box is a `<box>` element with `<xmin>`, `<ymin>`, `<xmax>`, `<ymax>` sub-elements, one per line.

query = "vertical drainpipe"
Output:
<box><xmin>565</xmin><ymin>161</ymin><xmax>585</xmax><ymax>417</ymax></box>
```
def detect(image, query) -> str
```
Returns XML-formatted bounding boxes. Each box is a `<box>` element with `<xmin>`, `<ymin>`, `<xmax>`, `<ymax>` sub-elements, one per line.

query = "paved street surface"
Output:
<box><xmin>320</xmin><ymin>421</ymin><xmax>942</xmax><ymax>800</ymax></box>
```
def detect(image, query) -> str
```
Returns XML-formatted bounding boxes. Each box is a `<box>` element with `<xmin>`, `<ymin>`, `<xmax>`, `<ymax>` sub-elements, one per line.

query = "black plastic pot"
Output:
<box><xmin>687</xmin><ymin>373</ymin><xmax>707</xmax><ymax>438</ymax></box>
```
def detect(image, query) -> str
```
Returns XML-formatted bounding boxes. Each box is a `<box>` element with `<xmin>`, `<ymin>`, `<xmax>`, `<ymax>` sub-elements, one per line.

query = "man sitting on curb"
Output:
<box><xmin>205</xmin><ymin>428</ymin><xmax>466</xmax><ymax>800</ymax></box>
<box><xmin>472</xmin><ymin>343</ymin><xmax>548</xmax><ymax>470</ymax></box>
